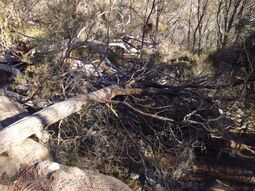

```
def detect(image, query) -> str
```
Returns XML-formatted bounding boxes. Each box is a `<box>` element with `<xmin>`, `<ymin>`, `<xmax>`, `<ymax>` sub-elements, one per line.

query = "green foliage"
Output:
<box><xmin>12</xmin><ymin>62</ymin><xmax>64</xmax><ymax>103</ymax></box>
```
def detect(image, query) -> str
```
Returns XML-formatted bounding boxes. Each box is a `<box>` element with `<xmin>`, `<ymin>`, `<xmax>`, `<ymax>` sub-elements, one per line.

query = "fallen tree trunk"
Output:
<box><xmin>0</xmin><ymin>85</ymin><xmax>143</xmax><ymax>154</ymax></box>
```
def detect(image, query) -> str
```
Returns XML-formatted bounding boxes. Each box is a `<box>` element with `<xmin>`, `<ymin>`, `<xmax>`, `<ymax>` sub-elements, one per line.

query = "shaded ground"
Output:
<box><xmin>193</xmin><ymin>102</ymin><xmax>255</xmax><ymax>190</ymax></box>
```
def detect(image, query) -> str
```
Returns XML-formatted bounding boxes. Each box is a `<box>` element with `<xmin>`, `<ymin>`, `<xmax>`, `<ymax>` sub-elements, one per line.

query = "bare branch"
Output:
<box><xmin>108</xmin><ymin>100</ymin><xmax>174</xmax><ymax>122</ymax></box>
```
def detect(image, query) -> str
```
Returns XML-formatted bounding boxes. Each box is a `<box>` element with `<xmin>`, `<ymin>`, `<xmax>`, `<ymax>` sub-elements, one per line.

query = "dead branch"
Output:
<box><xmin>108</xmin><ymin>100</ymin><xmax>174</xmax><ymax>122</ymax></box>
<box><xmin>0</xmin><ymin>86</ymin><xmax>143</xmax><ymax>154</ymax></box>
<box><xmin>0</xmin><ymin>83</ymin><xmax>188</xmax><ymax>154</ymax></box>
<box><xmin>65</xmin><ymin>39</ymin><xmax>126</xmax><ymax>75</ymax></box>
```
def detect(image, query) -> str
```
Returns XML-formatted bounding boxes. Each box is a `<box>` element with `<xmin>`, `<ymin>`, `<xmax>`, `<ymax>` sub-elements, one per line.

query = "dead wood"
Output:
<box><xmin>108</xmin><ymin>100</ymin><xmax>174</xmax><ymax>122</ymax></box>
<box><xmin>65</xmin><ymin>39</ymin><xmax>126</xmax><ymax>75</ymax></box>
<box><xmin>0</xmin><ymin>86</ymin><xmax>143</xmax><ymax>154</ymax></box>
<box><xmin>0</xmin><ymin>83</ymin><xmax>186</xmax><ymax>154</ymax></box>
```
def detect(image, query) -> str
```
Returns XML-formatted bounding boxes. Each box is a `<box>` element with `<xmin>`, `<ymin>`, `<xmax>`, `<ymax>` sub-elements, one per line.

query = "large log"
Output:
<box><xmin>0</xmin><ymin>86</ymin><xmax>142</xmax><ymax>154</ymax></box>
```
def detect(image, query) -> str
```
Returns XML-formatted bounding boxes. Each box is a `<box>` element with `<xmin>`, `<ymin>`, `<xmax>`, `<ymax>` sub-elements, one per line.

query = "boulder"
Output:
<box><xmin>0</xmin><ymin>96</ymin><xmax>51</xmax><ymax>183</ymax></box>
<box><xmin>0</xmin><ymin>138</ymin><xmax>51</xmax><ymax>182</ymax></box>
<box><xmin>0</xmin><ymin>96</ymin><xmax>28</xmax><ymax>128</ymax></box>
<box><xmin>10</xmin><ymin>161</ymin><xmax>132</xmax><ymax>191</ymax></box>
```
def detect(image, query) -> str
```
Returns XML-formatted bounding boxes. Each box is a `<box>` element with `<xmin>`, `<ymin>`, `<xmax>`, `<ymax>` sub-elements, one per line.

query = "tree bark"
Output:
<box><xmin>0</xmin><ymin>86</ymin><xmax>143</xmax><ymax>154</ymax></box>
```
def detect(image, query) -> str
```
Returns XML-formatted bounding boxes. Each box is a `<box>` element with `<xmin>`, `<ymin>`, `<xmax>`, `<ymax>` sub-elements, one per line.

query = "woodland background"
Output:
<box><xmin>0</xmin><ymin>0</ymin><xmax>255</xmax><ymax>190</ymax></box>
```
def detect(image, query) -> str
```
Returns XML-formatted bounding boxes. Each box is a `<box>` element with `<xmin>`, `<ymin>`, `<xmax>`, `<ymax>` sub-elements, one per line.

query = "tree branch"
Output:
<box><xmin>0</xmin><ymin>86</ymin><xmax>143</xmax><ymax>154</ymax></box>
<box><xmin>108</xmin><ymin>100</ymin><xmax>174</xmax><ymax>122</ymax></box>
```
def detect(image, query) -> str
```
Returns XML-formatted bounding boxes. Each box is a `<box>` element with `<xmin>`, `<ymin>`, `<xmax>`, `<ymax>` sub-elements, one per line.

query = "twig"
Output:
<box><xmin>108</xmin><ymin>100</ymin><xmax>174</xmax><ymax>122</ymax></box>
<box><xmin>65</xmin><ymin>38</ymin><xmax>126</xmax><ymax>75</ymax></box>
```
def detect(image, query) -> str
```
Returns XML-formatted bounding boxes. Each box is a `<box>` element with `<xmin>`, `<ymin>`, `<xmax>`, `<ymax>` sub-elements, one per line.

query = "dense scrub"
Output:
<box><xmin>0</xmin><ymin>0</ymin><xmax>255</xmax><ymax>190</ymax></box>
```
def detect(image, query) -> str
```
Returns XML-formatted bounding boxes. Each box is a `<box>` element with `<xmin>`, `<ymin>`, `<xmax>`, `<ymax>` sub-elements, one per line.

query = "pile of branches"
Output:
<box><xmin>0</xmin><ymin>1</ymin><xmax>254</xmax><ymax>190</ymax></box>
<box><xmin>1</xmin><ymin>28</ymin><xmax>254</xmax><ymax>190</ymax></box>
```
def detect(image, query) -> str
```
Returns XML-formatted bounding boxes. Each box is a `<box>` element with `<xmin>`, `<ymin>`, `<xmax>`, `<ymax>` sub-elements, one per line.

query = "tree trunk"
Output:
<box><xmin>0</xmin><ymin>86</ymin><xmax>143</xmax><ymax>154</ymax></box>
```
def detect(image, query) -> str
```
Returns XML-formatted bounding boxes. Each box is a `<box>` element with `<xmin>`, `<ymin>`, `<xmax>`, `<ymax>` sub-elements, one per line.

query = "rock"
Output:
<box><xmin>0</xmin><ymin>139</ymin><xmax>51</xmax><ymax>182</ymax></box>
<box><xmin>0</xmin><ymin>184</ymin><xmax>9</xmax><ymax>191</ymax></box>
<box><xmin>10</xmin><ymin>161</ymin><xmax>132</xmax><ymax>191</ymax></box>
<box><xmin>0</xmin><ymin>53</ymin><xmax>21</xmax><ymax>64</ymax></box>
<box><xmin>0</xmin><ymin>96</ymin><xmax>51</xmax><ymax>183</ymax></box>
<box><xmin>0</xmin><ymin>96</ymin><xmax>29</xmax><ymax>128</ymax></box>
